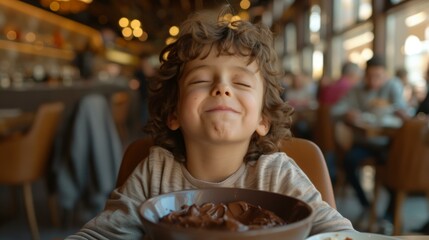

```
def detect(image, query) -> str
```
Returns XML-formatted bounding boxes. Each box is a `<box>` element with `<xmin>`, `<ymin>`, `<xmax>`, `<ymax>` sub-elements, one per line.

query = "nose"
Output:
<box><xmin>211</xmin><ymin>82</ymin><xmax>231</xmax><ymax>97</ymax></box>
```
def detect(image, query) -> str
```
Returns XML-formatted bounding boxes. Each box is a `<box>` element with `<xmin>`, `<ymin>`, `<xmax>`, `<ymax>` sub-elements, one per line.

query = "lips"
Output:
<box><xmin>206</xmin><ymin>105</ymin><xmax>239</xmax><ymax>113</ymax></box>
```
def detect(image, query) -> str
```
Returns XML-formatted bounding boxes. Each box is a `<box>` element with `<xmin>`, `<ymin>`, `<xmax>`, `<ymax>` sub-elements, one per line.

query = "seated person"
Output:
<box><xmin>318</xmin><ymin>61</ymin><xmax>362</xmax><ymax>106</ymax></box>
<box><xmin>68</xmin><ymin>10</ymin><xmax>354</xmax><ymax>239</ymax></box>
<box><xmin>394</xmin><ymin>68</ymin><xmax>418</xmax><ymax>114</ymax></box>
<box><xmin>285</xmin><ymin>72</ymin><xmax>318</xmax><ymax>140</ymax></box>
<box><xmin>331</xmin><ymin>56</ymin><xmax>409</xmax><ymax>227</ymax></box>
<box><xmin>285</xmin><ymin>72</ymin><xmax>317</xmax><ymax>109</ymax></box>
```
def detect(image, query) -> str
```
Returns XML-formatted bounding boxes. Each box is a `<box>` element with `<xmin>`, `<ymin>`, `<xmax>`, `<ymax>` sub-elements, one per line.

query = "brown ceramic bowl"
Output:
<box><xmin>139</xmin><ymin>188</ymin><xmax>313</xmax><ymax>240</ymax></box>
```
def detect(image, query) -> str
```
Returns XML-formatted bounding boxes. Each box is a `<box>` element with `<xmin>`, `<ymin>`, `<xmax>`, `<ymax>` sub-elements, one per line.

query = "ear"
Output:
<box><xmin>167</xmin><ymin>112</ymin><xmax>180</xmax><ymax>130</ymax></box>
<box><xmin>256</xmin><ymin>115</ymin><xmax>270</xmax><ymax>136</ymax></box>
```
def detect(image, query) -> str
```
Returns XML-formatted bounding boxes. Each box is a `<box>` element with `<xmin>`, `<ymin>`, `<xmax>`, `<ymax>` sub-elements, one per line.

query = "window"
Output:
<box><xmin>284</xmin><ymin>23</ymin><xmax>299</xmax><ymax>72</ymax></box>
<box><xmin>331</xmin><ymin>23</ymin><xmax>373</xmax><ymax>77</ymax></box>
<box><xmin>334</xmin><ymin>0</ymin><xmax>373</xmax><ymax>31</ymax></box>
<box><xmin>386</xmin><ymin>0</ymin><xmax>429</xmax><ymax>89</ymax></box>
<box><xmin>309</xmin><ymin>5</ymin><xmax>321</xmax><ymax>44</ymax></box>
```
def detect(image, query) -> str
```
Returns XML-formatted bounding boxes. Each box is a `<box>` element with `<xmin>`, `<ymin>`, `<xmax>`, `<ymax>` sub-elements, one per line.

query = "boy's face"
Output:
<box><xmin>168</xmin><ymin>50</ymin><xmax>269</xmax><ymax>144</ymax></box>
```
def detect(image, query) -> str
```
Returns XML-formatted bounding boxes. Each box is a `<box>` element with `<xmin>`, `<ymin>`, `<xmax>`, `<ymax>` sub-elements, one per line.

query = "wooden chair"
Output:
<box><xmin>116</xmin><ymin>137</ymin><xmax>336</xmax><ymax>209</ymax></box>
<box><xmin>282</xmin><ymin>138</ymin><xmax>336</xmax><ymax>208</ymax></box>
<box><xmin>0</xmin><ymin>102</ymin><xmax>64</xmax><ymax>240</ymax></box>
<box><xmin>369</xmin><ymin>117</ymin><xmax>429</xmax><ymax>235</ymax></box>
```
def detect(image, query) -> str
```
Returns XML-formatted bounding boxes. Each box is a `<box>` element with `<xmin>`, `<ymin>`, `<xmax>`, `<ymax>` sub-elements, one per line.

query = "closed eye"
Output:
<box><xmin>234</xmin><ymin>82</ymin><xmax>251</xmax><ymax>88</ymax></box>
<box><xmin>189</xmin><ymin>80</ymin><xmax>210</xmax><ymax>85</ymax></box>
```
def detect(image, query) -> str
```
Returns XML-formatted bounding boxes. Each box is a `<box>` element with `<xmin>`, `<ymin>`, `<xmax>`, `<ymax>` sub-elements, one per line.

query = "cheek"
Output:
<box><xmin>177</xmin><ymin>91</ymin><xmax>201</xmax><ymax>116</ymax></box>
<box><xmin>242</xmin><ymin>93</ymin><xmax>264</xmax><ymax>116</ymax></box>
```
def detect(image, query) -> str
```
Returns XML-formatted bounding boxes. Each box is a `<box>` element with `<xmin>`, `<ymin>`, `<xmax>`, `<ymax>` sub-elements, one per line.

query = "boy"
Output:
<box><xmin>68</xmin><ymin>12</ymin><xmax>353</xmax><ymax>239</ymax></box>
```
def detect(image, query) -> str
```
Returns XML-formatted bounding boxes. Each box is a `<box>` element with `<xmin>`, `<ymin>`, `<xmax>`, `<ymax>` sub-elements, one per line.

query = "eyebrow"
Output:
<box><xmin>181</xmin><ymin>64</ymin><xmax>209</xmax><ymax>79</ymax></box>
<box><xmin>233</xmin><ymin>65</ymin><xmax>259</xmax><ymax>77</ymax></box>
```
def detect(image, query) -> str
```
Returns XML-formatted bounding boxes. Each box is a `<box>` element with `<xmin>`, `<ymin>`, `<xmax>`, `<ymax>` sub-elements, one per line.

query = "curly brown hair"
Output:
<box><xmin>144</xmin><ymin>11</ymin><xmax>294</xmax><ymax>162</ymax></box>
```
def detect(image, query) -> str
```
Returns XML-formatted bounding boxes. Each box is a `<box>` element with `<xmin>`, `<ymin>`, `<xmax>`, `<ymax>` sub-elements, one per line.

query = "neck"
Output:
<box><xmin>184</xmin><ymin>140</ymin><xmax>249</xmax><ymax>182</ymax></box>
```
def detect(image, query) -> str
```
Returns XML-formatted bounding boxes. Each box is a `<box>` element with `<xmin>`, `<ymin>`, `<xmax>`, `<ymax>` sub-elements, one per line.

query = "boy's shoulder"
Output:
<box><xmin>243</xmin><ymin>151</ymin><xmax>307</xmax><ymax>185</ymax></box>
<box><xmin>247</xmin><ymin>151</ymin><xmax>298</xmax><ymax>169</ymax></box>
<box><xmin>145</xmin><ymin>145</ymin><xmax>176</xmax><ymax>167</ymax></box>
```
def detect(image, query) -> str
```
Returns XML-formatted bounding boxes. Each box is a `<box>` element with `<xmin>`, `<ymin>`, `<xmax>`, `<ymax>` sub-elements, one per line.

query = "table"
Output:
<box><xmin>349</xmin><ymin>112</ymin><xmax>403</xmax><ymax>138</ymax></box>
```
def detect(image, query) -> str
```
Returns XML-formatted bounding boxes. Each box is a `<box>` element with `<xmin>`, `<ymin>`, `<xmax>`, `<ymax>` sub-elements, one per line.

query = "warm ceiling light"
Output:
<box><xmin>25</xmin><ymin>32</ymin><xmax>37</xmax><ymax>42</ymax></box>
<box><xmin>130</xmin><ymin>19</ymin><xmax>141</xmax><ymax>29</ymax></box>
<box><xmin>40</xmin><ymin>0</ymin><xmax>92</xmax><ymax>14</ymax></box>
<box><xmin>133</xmin><ymin>28</ymin><xmax>143</xmax><ymax>38</ymax></box>
<box><xmin>240</xmin><ymin>0</ymin><xmax>251</xmax><ymax>10</ymax></box>
<box><xmin>122</xmin><ymin>27</ymin><xmax>133</xmax><ymax>38</ymax></box>
<box><xmin>169</xmin><ymin>26</ymin><xmax>179</xmax><ymax>36</ymax></box>
<box><xmin>119</xmin><ymin>17</ymin><xmax>129</xmax><ymax>28</ymax></box>
<box><xmin>49</xmin><ymin>1</ymin><xmax>60</xmax><ymax>11</ymax></box>
<box><xmin>6</xmin><ymin>30</ymin><xmax>17</xmax><ymax>41</ymax></box>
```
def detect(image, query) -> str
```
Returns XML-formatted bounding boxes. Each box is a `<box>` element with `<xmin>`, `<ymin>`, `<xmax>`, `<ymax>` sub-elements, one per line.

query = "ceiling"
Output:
<box><xmin>21</xmin><ymin>0</ymin><xmax>274</xmax><ymax>53</ymax></box>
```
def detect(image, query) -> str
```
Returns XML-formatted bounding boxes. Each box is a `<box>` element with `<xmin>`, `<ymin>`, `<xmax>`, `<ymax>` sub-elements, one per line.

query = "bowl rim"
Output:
<box><xmin>139</xmin><ymin>187</ymin><xmax>314</xmax><ymax>236</ymax></box>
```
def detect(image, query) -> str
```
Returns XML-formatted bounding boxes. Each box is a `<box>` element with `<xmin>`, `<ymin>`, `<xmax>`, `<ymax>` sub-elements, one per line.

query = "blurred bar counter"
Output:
<box><xmin>0</xmin><ymin>79</ymin><xmax>142</xmax><ymax>145</ymax></box>
<box><xmin>0</xmin><ymin>80</ymin><xmax>132</xmax><ymax>111</ymax></box>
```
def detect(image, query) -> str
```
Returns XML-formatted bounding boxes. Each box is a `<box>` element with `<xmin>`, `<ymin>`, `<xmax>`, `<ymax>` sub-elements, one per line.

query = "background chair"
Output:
<box><xmin>369</xmin><ymin>117</ymin><xmax>429</xmax><ymax>235</ymax></box>
<box><xmin>116</xmin><ymin>137</ymin><xmax>336</xmax><ymax>209</ymax></box>
<box><xmin>0</xmin><ymin>101</ymin><xmax>64</xmax><ymax>240</ymax></box>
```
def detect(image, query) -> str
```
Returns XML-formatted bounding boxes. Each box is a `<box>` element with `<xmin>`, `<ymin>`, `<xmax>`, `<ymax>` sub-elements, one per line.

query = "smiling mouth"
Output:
<box><xmin>206</xmin><ymin>106</ymin><xmax>239</xmax><ymax>113</ymax></box>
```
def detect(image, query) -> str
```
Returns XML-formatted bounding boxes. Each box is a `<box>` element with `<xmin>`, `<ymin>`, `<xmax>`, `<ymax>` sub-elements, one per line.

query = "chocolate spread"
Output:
<box><xmin>159</xmin><ymin>201</ymin><xmax>286</xmax><ymax>231</ymax></box>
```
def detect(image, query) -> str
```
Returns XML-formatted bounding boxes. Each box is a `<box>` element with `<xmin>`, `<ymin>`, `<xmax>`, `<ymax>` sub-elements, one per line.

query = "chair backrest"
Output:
<box><xmin>116</xmin><ymin>137</ymin><xmax>336</xmax><ymax>208</ymax></box>
<box><xmin>0</xmin><ymin>102</ymin><xmax>64</xmax><ymax>184</ymax></box>
<box><xmin>281</xmin><ymin>138</ymin><xmax>336</xmax><ymax>208</ymax></box>
<box><xmin>383</xmin><ymin>117</ymin><xmax>429</xmax><ymax>191</ymax></box>
<box><xmin>116</xmin><ymin>137</ymin><xmax>154</xmax><ymax>188</ymax></box>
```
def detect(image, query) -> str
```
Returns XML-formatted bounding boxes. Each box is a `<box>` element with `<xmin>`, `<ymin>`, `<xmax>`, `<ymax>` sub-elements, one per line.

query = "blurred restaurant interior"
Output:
<box><xmin>1</xmin><ymin>0</ymin><xmax>429</xmax><ymax>239</ymax></box>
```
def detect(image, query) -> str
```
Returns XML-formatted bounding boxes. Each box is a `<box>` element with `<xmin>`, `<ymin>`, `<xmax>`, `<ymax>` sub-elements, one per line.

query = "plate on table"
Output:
<box><xmin>306</xmin><ymin>231</ymin><xmax>401</xmax><ymax>240</ymax></box>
